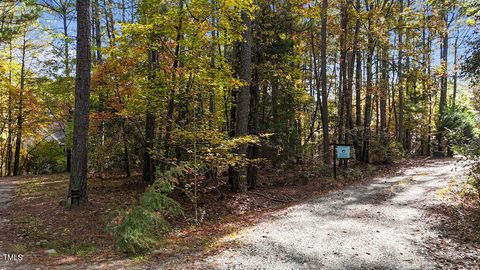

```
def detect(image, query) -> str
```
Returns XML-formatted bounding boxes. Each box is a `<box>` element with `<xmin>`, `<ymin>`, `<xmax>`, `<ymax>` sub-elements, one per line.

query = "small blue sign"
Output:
<box><xmin>336</xmin><ymin>145</ymin><xmax>351</xmax><ymax>159</ymax></box>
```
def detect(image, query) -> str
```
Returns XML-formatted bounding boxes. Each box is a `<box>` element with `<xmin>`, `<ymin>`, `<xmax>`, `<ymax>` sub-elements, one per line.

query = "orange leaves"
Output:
<box><xmin>91</xmin><ymin>44</ymin><xmax>147</xmax><ymax>120</ymax></box>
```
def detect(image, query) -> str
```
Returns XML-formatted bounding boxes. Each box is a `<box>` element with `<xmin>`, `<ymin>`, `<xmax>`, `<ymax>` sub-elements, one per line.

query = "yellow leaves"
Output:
<box><xmin>465</xmin><ymin>17</ymin><xmax>477</xmax><ymax>26</ymax></box>
<box><xmin>223</xmin><ymin>0</ymin><xmax>255</xmax><ymax>14</ymax></box>
<box><xmin>437</xmin><ymin>60</ymin><xmax>448</xmax><ymax>78</ymax></box>
<box><xmin>227</xmin><ymin>232</ymin><xmax>238</xmax><ymax>240</ymax></box>
<box><xmin>298</xmin><ymin>91</ymin><xmax>313</xmax><ymax>104</ymax></box>
<box><xmin>0</xmin><ymin>63</ymin><xmax>5</xmax><ymax>75</ymax></box>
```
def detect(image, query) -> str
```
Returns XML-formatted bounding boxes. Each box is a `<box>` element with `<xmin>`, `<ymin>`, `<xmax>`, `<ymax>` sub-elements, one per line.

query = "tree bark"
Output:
<box><xmin>247</xmin><ymin>38</ymin><xmax>259</xmax><ymax>190</ymax></box>
<box><xmin>103</xmin><ymin>0</ymin><xmax>116</xmax><ymax>46</ymax></box>
<box><xmin>452</xmin><ymin>30</ymin><xmax>458</xmax><ymax>107</ymax></box>
<box><xmin>121</xmin><ymin>0</ymin><xmax>126</xmax><ymax>23</ymax></box>
<box><xmin>93</xmin><ymin>0</ymin><xmax>102</xmax><ymax>63</ymax></box>
<box><xmin>122</xmin><ymin>120</ymin><xmax>131</xmax><ymax>177</ymax></box>
<box><xmin>427</xmin><ymin>34</ymin><xmax>432</xmax><ymax>155</ymax></box>
<box><xmin>62</xmin><ymin>5</ymin><xmax>72</xmax><ymax>173</ymax></box>
<box><xmin>6</xmin><ymin>42</ymin><xmax>13</xmax><ymax>176</ymax></box>
<box><xmin>164</xmin><ymin>0</ymin><xmax>184</xmax><ymax>158</ymax></box>
<box><xmin>354</xmin><ymin>0</ymin><xmax>362</xmax><ymax>161</ymax></box>
<box><xmin>338</xmin><ymin>1</ymin><xmax>348</xmax><ymax>145</ymax></box>
<box><xmin>68</xmin><ymin>0</ymin><xmax>91</xmax><ymax>206</ymax></box>
<box><xmin>93</xmin><ymin>0</ymin><xmax>105</xmax><ymax>177</ymax></box>
<box><xmin>420</xmin><ymin>24</ymin><xmax>429</xmax><ymax>156</ymax></box>
<box><xmin>13</xmin><ymin>31</ymin><xmax>26</xmax><ymax>176</ymax></box>
<box><xmin>437</xmin><ymin>9</ymin><xmax>448</xmax><ymax>153</ymax></box>
<box><xmin>404</xmin><ymin>0</ymin><xmax>411</xmax><ymax>151</ymax></box>
<box><xmin>143</xmin><ymin>49</ymin><xmax>158</xmax><ymax>184</ymax></box>
<box><xmin>346</xmin><ymin>0</ymin><xmax>355</xmax><ymax>147</ymax></box>
<box><xmin>397</xmin><ymin>0</ymin><xmax>404</xmax><ymax>148</ymax></box>
<box><xmin>320</xmin><ymin>0</ymin><xmax>330</xmax><ymax>165</ymax></box>
<box><xmin>380</xmin><ymin>47</ymin><xmax>388</xmax><ymax>160</ymax></box>
<box><xmin>362</xmin><ymin>6</ymin><xmax>374</xmax><ymax>163</ymax></box>
<box><xmin>229</xmin><ymin>10</ymin><xmax>252</xmax><ymax>192</ymax></box>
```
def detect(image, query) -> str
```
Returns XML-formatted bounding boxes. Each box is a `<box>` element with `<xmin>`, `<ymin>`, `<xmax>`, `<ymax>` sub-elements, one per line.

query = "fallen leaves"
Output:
<box><xmin>424</xmin><ymin>180</ymin><xmax>480</xmax><ymax>269</ymax></box>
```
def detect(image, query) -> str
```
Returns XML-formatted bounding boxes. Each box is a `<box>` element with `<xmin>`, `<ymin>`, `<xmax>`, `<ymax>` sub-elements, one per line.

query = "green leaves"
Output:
<box><xmin>111</xmin><ymin>165</ymin><xmax>186</xmax><ymax>254</ymax></box>
<box><xmin>440</xmin><ymin>106</ymin><xmax>477</xmax><ymax>147</ymax></box>
<box><xmin>0</xmin><ymin>0</ymin><xmax>40</xmax><ymax>44</ymax></box>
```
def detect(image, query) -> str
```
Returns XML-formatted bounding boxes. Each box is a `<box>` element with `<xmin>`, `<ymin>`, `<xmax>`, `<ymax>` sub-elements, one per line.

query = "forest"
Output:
<box><xmin>0</xmin><ymin>0</ymin><xmax>479</xmax><ymax>268</ymax></box>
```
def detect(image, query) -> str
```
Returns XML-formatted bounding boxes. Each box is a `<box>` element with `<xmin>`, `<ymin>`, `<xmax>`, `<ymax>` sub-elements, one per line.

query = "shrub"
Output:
<box><xmin>27</xmin><ymin>140</ymin><xmax>66</xmax><ymax>174</ymax></box>
<box><xmin>368</xmin><ymin>137</ymin><xmax>389</xmax><ymax>164</ymax></box>
<box><xmin>441</xmin><ymin>106</ymin><xmax>477</xmax><ymax>153</ymax></box>
<box><xmin>469</xmin><ymin>162</ymin><xmax>480</xmax><ymax>195</ymax></box>
<box><xmin>111</xmin><ymin>164</ymin><xmax>187</xmax><ymax>254</ymax></box>
<box><xmin>463</xmin><ymin>138</ymin><xmax>480</xmax><ymax>195</ymax></box>
<box><xmin>368</xmin><ymin>137</ymin><xmax>400</xmax><ymax>164</ymax></box>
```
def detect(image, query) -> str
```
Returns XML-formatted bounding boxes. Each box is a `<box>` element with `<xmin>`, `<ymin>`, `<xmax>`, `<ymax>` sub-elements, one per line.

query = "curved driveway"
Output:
<box><xmin>202</xmin><ymin>159</ymin><xmax>463</xmax><ymax>270</ymax></box>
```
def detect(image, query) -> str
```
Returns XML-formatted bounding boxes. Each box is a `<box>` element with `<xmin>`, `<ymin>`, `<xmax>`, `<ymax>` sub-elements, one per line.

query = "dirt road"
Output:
<box><xmin>196</xmin><ymin>158</ymin><xmax>475</xmax><ymax>270</ymax></box>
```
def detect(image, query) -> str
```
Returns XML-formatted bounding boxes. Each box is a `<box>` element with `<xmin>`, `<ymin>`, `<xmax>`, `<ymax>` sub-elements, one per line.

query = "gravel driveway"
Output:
<box><xmin>198</xmin><ymin>158</ymin><xmax>467</xmax><ymax>270</ymax></box>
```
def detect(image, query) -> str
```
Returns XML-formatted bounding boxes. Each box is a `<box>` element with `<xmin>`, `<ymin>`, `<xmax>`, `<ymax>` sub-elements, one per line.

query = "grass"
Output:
<box><xmin>74</xmin><ymin>244</ymin><xmax>97</xmax><ymax>257</ymax></box>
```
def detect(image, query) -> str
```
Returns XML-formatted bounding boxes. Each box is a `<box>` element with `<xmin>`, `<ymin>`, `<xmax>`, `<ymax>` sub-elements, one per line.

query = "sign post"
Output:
<box><xmin>331</xmin><ymin>141</ymin><xmax>352</xmax><ymax>179</ymax></box>
<box><xmin>333</xmin><ymin>143</ymin><xmax>337</xmax><ymax>179</ymax></box>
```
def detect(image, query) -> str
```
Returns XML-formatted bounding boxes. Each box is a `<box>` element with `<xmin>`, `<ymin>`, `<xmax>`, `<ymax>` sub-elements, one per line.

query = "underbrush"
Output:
<box><xmin>108</xmin><ymin>165</ymin><xmax>188</xmax><ymax>254</ymax></box>
<box><xmin>467</xmin><ymin>161</ymin><xmax>480</xmax><ymax>196</ymax></box>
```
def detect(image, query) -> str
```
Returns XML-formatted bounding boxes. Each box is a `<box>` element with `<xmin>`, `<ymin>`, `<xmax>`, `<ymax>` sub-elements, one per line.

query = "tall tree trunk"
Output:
<box><xmin>229</xmin><ymin>10</ymin><xmax>252</xmax><ymax>192</ymax></box>
<box><xmin>309</xmin><ymin>32</ymin><xmax>322</xmax><ymax>148</ymax></box>
<box><xmin>63</xmin><ymin>7</ymin><xmax>72</xmax><ymax>172</ymax></box>
<box><xmin>227</xmin><ymin>87</ymin><xmax>237</xmax><ymax>188</ymax></box>
<box><xmin>209</xmin><ymin>0</ymin><xmax>217</xmax><ymax>122</ymax></box>
<box><xmin>452</xmin><ymin>30</ymin><xmax>458</xmax><ymax>107</ymax></box>
<box><xmin>103</xmin><ymin>0</ymin><xmax>116</xmax><ymax>46</ymax></box>
<box><xmin>320</xmin><ymin>0</ymin><xmax>330</xmax><ymax>165</ymax></box>
<box><xmin>346</xmin><ymin>1</ymin><xmax>355</xmax><ymax>147</ymax></box>
<box><xmin>380</xmin><ymin>47</ymin><xmax>388</xmax><ymax>160</ymax></box>
<box><xmin>420</xmin><ymin>24</ymin><xmax>429</xmax><ymax>156</ymax></box>
<box><xmin>121</xmin><ymin>0</ymin><xmax>126</xmax><ymax>23</ymax></box>
<box><xmin>164</xmin><ymin>0</ymin><xmax>184</xmax><ymax>158</ymax></box>
<box><xmin>122</xmin><ymin>120</ymin><xmax>131</xmax><ymax>177</ymax></box>
<box><xmin>354</xmin><ymin>0</ymin><xmax>362</xmax><ymax>161</ymax></box>
<box><xmin>68</xmin><ymin>0</ymin><xmax>92</xmax><ymax>206</ymax></box>
<box><xmin>247</xmin><ymin>29</ymin><xmax>259</xmax><ymax>190</ymax></box>
<box><xmin>427</xmin><ymin>35</ymin><xmax>432</xmax><ymax>155</ymax></box>
<box><xmin>93</xmin><ymin>0</ymin><xmax>105</xmax><ymax>177</ymax></box>
<box><xmin>0</xmin><ymin>144</ymin><xmax>5</xmax><ymax>176</ymax></box>
<box><xmin>388</xmin><ymin>51</ymin><xmax>395</xmax><ymax>132</ymax></box>
<box><xmin>143</xmin><ymin>49</ymin><xmax>158</xmax><ymax>184</ymax></box>
<box><xmin>6</xmin><ymin>42</ymin><xmax>13</xmax><ymax>176</ymax></box>
<box><xmin>404</xmin><ymin>0</ymin><xmax>412</xmax><ymax>151</ymax></box>
<box><xmin>362</xmin><ymin>11</ymin><xmax>374</xmax><ymax>163</ymax></box>
<box><xmin>338</xmin><ymin>1</ymin><xmax>348</xmax><ymax>144</ymax></box>
<box><xmin>397</xmin><ymin>0</ymin><xmax>404</xmax><ymax>148</ymax></box>
<box><xmin>13</xmin><ymin>32</ymin><xmax>27</xmax><ymax>176</ymax></box>
<box><xmin>247</xmin><ymin>44</ymin><xmax>259</xmax><ymax>190</ymax></box>
<box><xmin>437</xmin><ymin>10</ymin><xmax>448</xmax><ymax>153</ymax></box>
<box><xmin>93</xmin><ymin>0</ymin><xmax>102</xmax><ymax>62</ymax></box>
